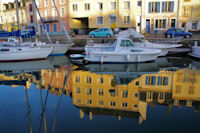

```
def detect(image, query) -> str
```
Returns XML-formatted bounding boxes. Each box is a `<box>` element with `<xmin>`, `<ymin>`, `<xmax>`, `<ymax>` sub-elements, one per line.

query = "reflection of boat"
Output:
<box><xmin>0</xmin><ymin>56</ymin><xmax>70</xmax><ymax>74</ymax></box>
<box><xmin>85</xmin><ymin>37</ymin><xmax>161</xmax><ymax>63</ymax></box>
<box><xmin>0</xmin><ymin>59</ymin><xmax>53</xmax><ymax>73</ymax></box>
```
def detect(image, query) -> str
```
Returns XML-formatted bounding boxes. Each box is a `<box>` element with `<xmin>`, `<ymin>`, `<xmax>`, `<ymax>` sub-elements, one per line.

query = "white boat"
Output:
<box><xmin>116</xmin><ymin>28</ymin><xmax>182</xmax><ymax>56</ymax></box>
<box><xmin>84</xmin><ymin>37</ymin><xmax>161</xmax><ymax>63</ymax></box>
<box><xmin>0</xmin><ymin>38</ymin><xmax>72</xmax><ymax>56</ymax></box>
<box><xmin>0</xmin><ymin>45</ymin><xmax>52</xmax><ymax>62</ymax></box>
<box><xmin>188</xmin><ymin>41</ymin><xmax>200</xmax><ymax>59</ymax></box>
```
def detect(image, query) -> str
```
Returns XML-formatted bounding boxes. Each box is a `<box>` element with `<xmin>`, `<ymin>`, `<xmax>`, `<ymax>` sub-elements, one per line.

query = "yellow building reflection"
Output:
<box><xmin>72</xmin><ymin>69</ymin><xmax>147</xmax><ymax>124</ymax></box>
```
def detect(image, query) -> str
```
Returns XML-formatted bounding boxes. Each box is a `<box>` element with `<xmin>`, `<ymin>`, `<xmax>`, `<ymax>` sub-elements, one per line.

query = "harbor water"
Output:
<box><xmin>0</xmin><ymin>55</ymin><xmax>200</xmax><ymax>133</ymax></box>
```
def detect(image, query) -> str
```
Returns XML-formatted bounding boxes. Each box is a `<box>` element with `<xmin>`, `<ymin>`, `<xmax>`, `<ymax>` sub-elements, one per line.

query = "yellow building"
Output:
<box><xmin>68</xmin><ymin>0</ymin><xmax>139</xmax><ymax>31</ymax></box>
<box><xmin>72</xmin><ymin>70</ymin><xmax>147</xmax><ymax>124</ymax></box>
<box><xmin>136</xmin><ymin>70</ymin><xmax>173</xmax><ymax>104</ymax></box>
<box><xmin>172</xmin><ymin>69</ymin><xmax>200</xmax><ymax>108</ymax></box>
<box><xmin>2</xmin><ymin>0</ymin><xmax>28</xmax><ymax>31</ymax></box>
<box><xmin>178</xmin><ymin>0</ymin><xmax>200</xmax><ymax>31</ymax></box>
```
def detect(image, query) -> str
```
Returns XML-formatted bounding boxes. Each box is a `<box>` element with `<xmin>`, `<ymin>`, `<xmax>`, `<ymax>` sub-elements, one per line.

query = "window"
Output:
<box><xmin>110</xmin><ymin>101</ymin><xmax>116</xmax><ymax>107</ymax></box>
<box><xmin>183</xmin><ymin>6</ymin><xmax>189</xmax><ymax>17</ymax></box>
<box><xmin>46</xmin><ymin>24</ymin><xmax>50</xmax><ymax>32</ymax></box>
<box><xmin>75</xmin><ymin>76</ymin><xmax>80</xmax><ymax>83</ymax></box>
<box><xmin>45</xmin><ymin>9</ymin><xmax>49</xmax><ymax>17</ymax></box>
<box><xmin>122</xmin><ymin>90</ymin><xmax>128</xmax><ymax>98</ymax></box>
<box><xmin>52</xmin><ymin>8</ymin><xmax>57</xmax><ymax>17</ymax></box>
<box><xmin>120</xmin><ymin>40</ymin><xmax>134</xmax><ymax>47</ymax></box>
<box><xmin>76</xmin><ymin>99</ymin><xmax>81</xmax><ymax>104</ymax></box>
<box><xmin>72</xmin><ymin>4</ymin><xmax>78</xmax><ymax>11</ymax></box>
<box><xmin>122</xmin><ymin>102</ymin><xmax>128</xmax><ymax>107</ymax></box>
<box><xmin>110</xmin><ymin>2</ymin><xmax>116</xmax><ymax>10</ymax></box>
<box><xmin>124</xmin><ymin>1</ymin><xmax>130</xmax><ymax>9</ymax></box>
<box><xmin>175</xmin><ymin>85</ymin><xmax>181</xmax><ymax>94</ymax></box>
<box><xmin>53</xmin><ymin>23</ymin><xmax>57</xmax><ymax>32</ymax></box>
<box><xmin>157</xmin><ymin>76</ymin><xmax>169</xmax><ymax>85</ymax></box>
<box><xmin>97</xmin><ymin>16</ymin><xmax>104</xmax><ymax>25</ymax></box>
<box><xmin>44</xmin><ymin>0</ymin><xmax>49</xmax><ymax>7</ymax></box>
<box><xmin>123</xmin><ymin>16</ymin><xmax>130</xmax><ymax>24</ymax></box>
<box><xmin>99</xmin><ymin>77</ymin><xmax>104</xmax><ymax>84</ymax></box>
<box><xmin>87</xmin><ymin>88</ymin><xmax>92</xmax><ymax>95</ymax></box>
<box><xmin>138</xmin><ymin>1</ymin><xmax>142</xmax><ymax>7</ymax></box>
<box><xmin>30</xmin><ymin>15</ymin><xmax>33</xmax><ymax>23</ymax></box>
<box><xmin>97</xmin><ymin>2</ymin><xmax>103</xmax><ymax>10</ymax></box>
<box><xmin>146</xmin><ymin>76</ymin><xmax>156</xmax><ymax>85</ymax></box>
<box><xmin>87</xmin><ymin>76</ymin><xmax>92</xmax><ymax>84</ymax></box>
<box><xmin>60</xmin><ymin>7</ymin><xmax>65</xmax><ymax>17</ymax></box>
<box><xmin>60</xmin><ymin>0</ymin><xmax>64</xmax><ymax>4</ymax></box>
<box><xmin>162</xmin><ymin>1</ymin><xmax>174</xmax><ymax>12</ymax></box>
<box><xmin>29</xmin><ymin>4</ymin><xmax>32</xmax><ymax>12</ymax></box>
<box><xmin>98</xmin><ymin>88</ymin><xmax>104</xmax><ymax>96</ymax></box>
<box><xmin>148</xmin><ymin>2</ymin><xmax>160</xmax><ymax>13</ymax></box>
<box><xmin>188</xmin><ymin>86</ymin><xmax>194</xmax><ymax>95</ymax></box>
<box><xmin>155</xmin><ymin>19</ymin><xmax>167</xmax><ymax>29</ymax></box>
<box><xmin>87</xmin><ymin>99</ymin><xmax>92</xmax><ymax>104</ymax></box>
<box><xmin>109</xmin><ymin>15</ymin><xmax>117</xmax><ymax>23</ymax></box>
<box><xmin>99</xmin><ymin>100</ymin><xmax>104</xmax><ymax>106</ymax></box>
<box><xmin>171</xmin><ymin>19</ymin><xmax>176</xmax><ymax>28</ymax></box>
<box><xmin>192</xmin><ymin>22</ymin><xmax>198</xmax><ymax>30</ymax></box>
<box><xmin>76</xmin><ymin>87</ymin><xmax>81</xmax><ymax>94</ymax></box>
<box><xmin>85</xmin><ymin>3</ymin><xmax>90</xmax><ymax>11</ymax></box>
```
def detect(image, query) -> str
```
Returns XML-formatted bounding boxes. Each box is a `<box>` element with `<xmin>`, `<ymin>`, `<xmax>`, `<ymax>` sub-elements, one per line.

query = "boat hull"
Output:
<box><xmin>85</xmin><ymin>52</ymin><xmax>159</xmax><ymax>63</ymax></box>
<box><xmin>0</xmin><ymin>47</ymin><xmax>52</xmax><ymax>62</ymax></box>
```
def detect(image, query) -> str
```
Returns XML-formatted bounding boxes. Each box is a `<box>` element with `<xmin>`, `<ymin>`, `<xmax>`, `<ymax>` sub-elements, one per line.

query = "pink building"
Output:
<box><xmin>37</xmin><ymin>0</ymin><xmax>70</xmax><ymax>34</ymax></box>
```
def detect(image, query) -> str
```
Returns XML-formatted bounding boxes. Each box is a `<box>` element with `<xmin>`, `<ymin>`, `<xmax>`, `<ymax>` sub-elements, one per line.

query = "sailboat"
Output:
<box><xmin>32</xmin><ymin>0</ymin><xmax>73</xmax><ymax>56</ymax></box>
<box><xmin>0</xmin><ymin>0</ymin><xmax>52</xmax><ymax>62</ymax></box>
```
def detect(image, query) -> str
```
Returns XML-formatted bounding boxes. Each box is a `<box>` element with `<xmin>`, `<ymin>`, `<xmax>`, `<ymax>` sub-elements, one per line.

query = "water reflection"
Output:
<box><xmin>0</xmin><ymin>56</ymin><xmax>200</xmax><ymax>132</ymax></box>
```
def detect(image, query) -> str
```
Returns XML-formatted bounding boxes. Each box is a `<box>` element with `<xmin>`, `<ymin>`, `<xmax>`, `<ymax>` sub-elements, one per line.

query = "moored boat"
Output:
<box><xmin>116</xmin><ymin>28</ymin><xmax>182</xmax><ymax>56</ymax></box>
<box><xmin>188</xmin><ymin>41</ymin><xmax>200</xmax><ymax>59</ymax></box>
<box><xmin>84</xmin><ymin>37</ymin><xmax>161</xmax><ymax>63</ymax></box>
<box><xmin>0</xmin><ymin>46</ymin><xmax>52</xmax><ymax>62</ymax></box>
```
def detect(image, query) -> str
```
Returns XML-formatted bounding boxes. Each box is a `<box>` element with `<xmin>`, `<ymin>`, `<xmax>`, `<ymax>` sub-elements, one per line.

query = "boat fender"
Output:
<box><xmin>126</xmin><ymin>54</ymin><xmax>130</xmax><ymax>61</ymax></box>
<box><xmin>101</xmin><ymin>57</ymin><xmax>104</xmax><ymax>64</ymax></box>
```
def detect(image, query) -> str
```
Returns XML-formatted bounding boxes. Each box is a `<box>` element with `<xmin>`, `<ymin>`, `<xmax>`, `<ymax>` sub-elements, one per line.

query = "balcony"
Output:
<box><xmin>43</xmin><ymin>16</ymin><xmax>58</xmax><ymax>23</ymax></box>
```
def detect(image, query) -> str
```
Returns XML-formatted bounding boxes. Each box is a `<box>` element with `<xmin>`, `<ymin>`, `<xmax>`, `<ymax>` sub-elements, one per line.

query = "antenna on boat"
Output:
<box><xmin>15</xmin><ymin>0</ymin><xmax>22</xmax><ymax>43</ymax></box>
<box><xmin>52</xmin><ymin>0</ymin><xmax>72</xmax><ymax>43</ymax></box>
<box><xmin>32</xmin><ymin>0</ymin><xmax>52</xmax><ymax>44</ymax></box>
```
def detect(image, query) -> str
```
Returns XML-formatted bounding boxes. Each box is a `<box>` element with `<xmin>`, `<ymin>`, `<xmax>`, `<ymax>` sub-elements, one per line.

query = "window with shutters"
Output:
<box><xmin>155</xmin><ymin>19</ymin><xmax>167</xmax><ymax>29</ymax></box>
<box><xmin>149</xmin><ymin>2</ymin><xmax>160</xmax><ymax>13</ymax></box>
<box><xmin>162</xmin><ymin>1</ymin><xmax>174</xmax><ymax>12</ymax></box>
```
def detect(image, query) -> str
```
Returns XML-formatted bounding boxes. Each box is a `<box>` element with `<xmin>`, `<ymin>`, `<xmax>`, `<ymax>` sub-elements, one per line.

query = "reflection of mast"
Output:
<box><xmin>39</xmin><ymin>89</ymin><xmax>47</xmax><ymax>133</ymax></box>
<box><xmin>25</xmin><ymin>88</ymin><xmax>32</xmax><ymax>133</ymax></box>
<box><xmin>39</xmin><ymin>69</ymin><xmax>55</xmax><ymax>133</ymax></box>
<box><xmin>52</xmin><ymin>66</ymin><xmax>72</xmax><ymax>133</ymax></box>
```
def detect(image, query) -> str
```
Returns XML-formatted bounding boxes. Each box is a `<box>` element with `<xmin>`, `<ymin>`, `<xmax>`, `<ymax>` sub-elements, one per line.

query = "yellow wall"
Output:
<box><xmin>72</xmin><ymin>70</ymin><xmax>147</xmax><ymax>123</ymax></box>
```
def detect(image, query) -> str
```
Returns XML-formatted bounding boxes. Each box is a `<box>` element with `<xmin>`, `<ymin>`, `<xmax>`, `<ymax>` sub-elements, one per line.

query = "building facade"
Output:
<box><xmin>178</xmin><ymin>0</ymin><xmax>200</xmax><ymax>31</ymax></box>
<box><xmin>2</xmin><ymin>0</ymin><xmax>28</xmax><ymax>31</ymax></box>
<box><xmin>37</xmin><ymin>0</ymin><xmax>70</xmax><ymax>35</ymax></box>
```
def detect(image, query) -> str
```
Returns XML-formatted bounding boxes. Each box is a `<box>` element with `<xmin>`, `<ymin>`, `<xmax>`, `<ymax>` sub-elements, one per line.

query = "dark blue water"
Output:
<box><xmin>0</xmin><ymin>56</ymin><xmax>200</xmax><ymax>133</ymax></box>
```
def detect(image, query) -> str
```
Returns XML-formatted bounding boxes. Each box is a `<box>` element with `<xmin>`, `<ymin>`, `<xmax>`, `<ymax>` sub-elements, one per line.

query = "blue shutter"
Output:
<box><xmin>170</xmin><ymin>1</ymin><xmax>174</xmax><ymax>12</ymax></box>
<box><xmin>157</xmin><ymin>2</ymin><xmax>160</xmax><ymax>13</ymax></box>
<box><xmin>148</xmin><ymin>2</ymin><xmax>151</xmax><ymax>13</ymax></box>
<box><xmin>146</xmin><ymin>76</ymin><xmax>149</xmax><ymax>85</ymax></box>
<box><xmin>162</xmin><ymin>2</ymin><xmax>165</xmax><ymax>12</ymax></box>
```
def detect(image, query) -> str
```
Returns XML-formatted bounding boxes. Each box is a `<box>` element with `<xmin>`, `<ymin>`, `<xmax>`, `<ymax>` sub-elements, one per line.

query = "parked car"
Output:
<box><xmin>0</xmin><ymin>30</ymin><xmax>12</xmax><ymax>37</ymax></box>
<box><xmin>89</xmin><ymin>28</ymin><xmax>113</xmax><ymax>38</ymax></box>
<box><xmin>165</xmin><ymin>28</ymin><xmax>193</xmax><ymax>38</ymax></box>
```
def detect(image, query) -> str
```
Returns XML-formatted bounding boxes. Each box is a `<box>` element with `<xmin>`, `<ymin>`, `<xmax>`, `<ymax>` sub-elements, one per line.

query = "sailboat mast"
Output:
<box><xmin>32</xmin><ymin>0</ymin><xmax>52</xmax><ymax>44</ymax></box>
<box><xmin>32</xmin><ymin>0</ymin><xmax>38</xmax><ymax>40</ymax></box>
<box><xmin>52</xmin><ymin>0</ymin><xmax>71</xmax><ymax>43</ymax></box>
<box><xmin>15</xmin><ymin>0</ymin><xmax>21</xmax><ymax>43</ymax></box>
